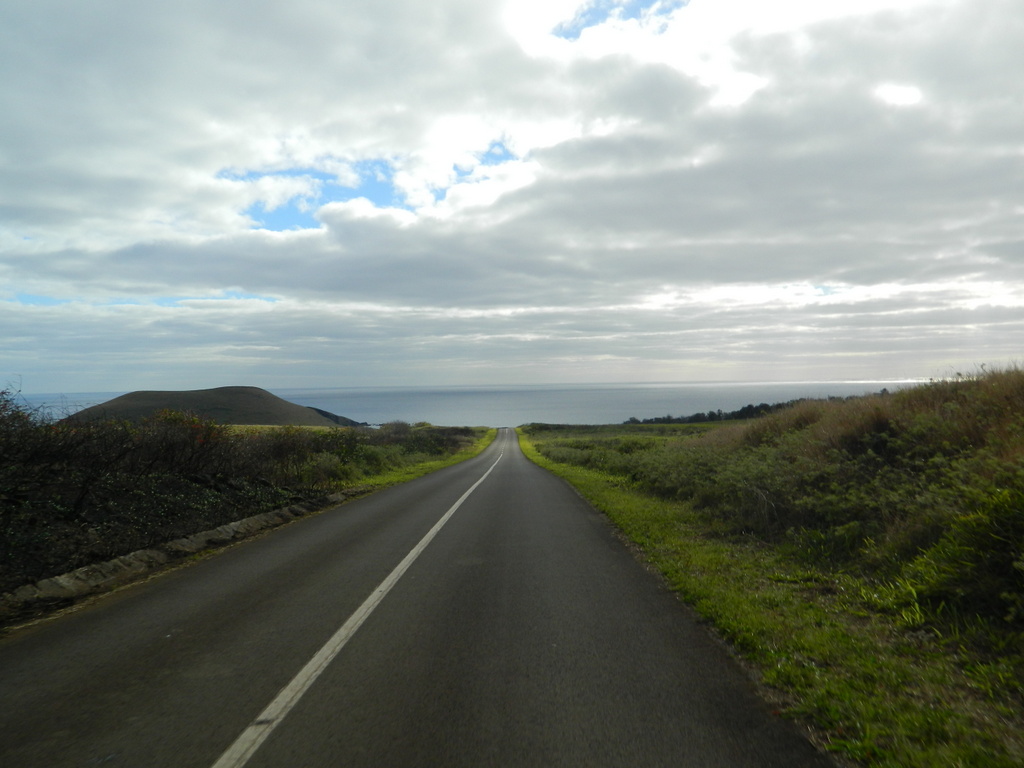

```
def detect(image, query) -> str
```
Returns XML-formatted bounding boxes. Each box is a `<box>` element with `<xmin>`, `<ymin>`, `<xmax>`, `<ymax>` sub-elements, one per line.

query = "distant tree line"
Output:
<box><xmin>624</xmin><ymin>391</ymin><xmax>889</xmax><ymax>425</ymax></box>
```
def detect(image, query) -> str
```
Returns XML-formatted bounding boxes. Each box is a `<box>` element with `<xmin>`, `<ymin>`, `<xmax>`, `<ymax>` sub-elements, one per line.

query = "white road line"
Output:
<box><xmin>210</xmin><ymin>451</ymin><xmax>504</xmax><ymax>768</ymax></box>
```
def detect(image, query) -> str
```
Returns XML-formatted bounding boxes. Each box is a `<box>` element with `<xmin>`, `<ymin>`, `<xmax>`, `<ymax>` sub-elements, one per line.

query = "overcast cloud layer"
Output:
<box><xmin>2</xmin><ymin>0</ymin><xmax>1022</xmax><ymax>393</ymax></box>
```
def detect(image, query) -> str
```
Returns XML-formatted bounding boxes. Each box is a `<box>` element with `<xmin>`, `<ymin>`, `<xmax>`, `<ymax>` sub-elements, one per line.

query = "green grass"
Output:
<box><xmin>518</xmin><ymin>427</ymin><xmax>1024</xmax><ymax>767</ymax></box>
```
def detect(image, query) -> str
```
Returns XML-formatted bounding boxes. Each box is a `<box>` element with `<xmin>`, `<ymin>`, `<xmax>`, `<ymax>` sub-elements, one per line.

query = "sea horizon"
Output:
<box><xmin>15</xmin><ymin>379</ymin><xmax>927</xmax><ymax>427</ymax></box>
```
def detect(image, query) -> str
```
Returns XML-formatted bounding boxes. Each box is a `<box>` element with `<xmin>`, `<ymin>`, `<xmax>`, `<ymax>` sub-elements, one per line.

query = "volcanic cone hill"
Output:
<box><xmin>68</xmin><ymin>386</ymin><xmax>362</xmax><ymax>427</ymax></box>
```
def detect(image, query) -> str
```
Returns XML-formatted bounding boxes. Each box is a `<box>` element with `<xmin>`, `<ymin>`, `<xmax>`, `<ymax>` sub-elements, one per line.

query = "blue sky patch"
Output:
<box><xmin>553</xmin><ymin>0</ymin><xmax>687</xmax><ymax>40</ymax></box>
<box><xmin>480</xmin><ymin>140</ymin><xmax>516</xmax><ymax>166</ymax></box>
<box><xmin>347</xmin><ymin>159</ymin><xmax>406</xmax><ymax>208</ymax></box>
<box><xmin>13</xmin><ymin>293</ymin><xmax>69</xmax><ymax>306</ymax></box>
<box><xmin>435</xmin><ymin>141</ymin><xmax>518</xmax><ymax>202</ymax></box>
<box><xmin>451</xmin><ymin>141</ymin><xmax>517</xmax><ymax>185</ymax></box>
<box><xmin>228</xmin><ymin>160</ymin><xmax>409</xmax><ymax>232</ymax></box>
<box><xmin>234</xmin><ymin>148</ymin><xmax>520</xmax><ymax>230</ymax></box>
<box><xmin>11</xmin><ymin>294</ymin><xmax>71</xmax><ymax>307</ymax></box>
<box><xmin>245</xmin><ymin>200</ymin><xmax>320</xmax><ymax>231</ymax></box>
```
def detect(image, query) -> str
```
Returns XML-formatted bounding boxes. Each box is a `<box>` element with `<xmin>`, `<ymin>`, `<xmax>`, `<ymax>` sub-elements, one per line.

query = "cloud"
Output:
<box><xmin>1</xmin><ymin>0</ymin><xmax>1022</xmax><ymax>392</ymax></box>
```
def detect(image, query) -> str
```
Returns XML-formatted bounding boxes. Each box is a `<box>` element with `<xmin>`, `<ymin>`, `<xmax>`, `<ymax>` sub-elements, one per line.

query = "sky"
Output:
<box><xmin>2</xmin><ymin>0</ymin><xmax>1022</xmax><ymax>394</ymax></box>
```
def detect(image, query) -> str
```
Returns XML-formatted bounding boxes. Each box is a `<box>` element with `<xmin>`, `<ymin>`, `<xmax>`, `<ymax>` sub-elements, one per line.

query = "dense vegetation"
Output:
<box><xmin>527</xmin><ymin>369</ymin><xmax>1024</xmax><ymax>633</ymax></box>
<box><xmin>0</xmin><ymin>391</ymin><xmax>481</xmax><ymax>594</ymax></box>
<box><xmin>522</xmin><ymin>367</ymin><xmax>1024</xmax><ymax>765</ymax></box>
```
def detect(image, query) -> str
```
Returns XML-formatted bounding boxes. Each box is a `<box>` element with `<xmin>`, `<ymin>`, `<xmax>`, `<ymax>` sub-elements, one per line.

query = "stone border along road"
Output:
<box><xmin>0</xmin><ymin>487</ymin><xmax>371</xmax><ymax>624</ymax></box>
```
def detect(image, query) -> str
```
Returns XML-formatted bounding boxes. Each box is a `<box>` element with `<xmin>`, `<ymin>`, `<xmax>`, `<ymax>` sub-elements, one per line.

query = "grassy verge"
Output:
<box><xmin>357</xmin><ymin>428</ymin><xmax>497</xmax><ymax>490</ymax></box>
<box><xmin>517</xmin><ymin>429</ymin><xmax>1024</xmax><ymax>767</ymax></box>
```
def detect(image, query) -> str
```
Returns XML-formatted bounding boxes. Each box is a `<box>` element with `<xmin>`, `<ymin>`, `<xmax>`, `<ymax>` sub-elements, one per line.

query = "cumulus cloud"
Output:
<box><xmin>1</xmin><ymin>0</ymin><xmax>1021</xmax><ymax>392</ymax></box>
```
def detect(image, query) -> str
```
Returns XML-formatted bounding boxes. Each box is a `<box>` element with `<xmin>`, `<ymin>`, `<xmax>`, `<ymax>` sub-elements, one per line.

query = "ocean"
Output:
<box><xmin>17</xmin><ymin>381</ymin><xmax>923</xmax><ymax>427</ymax></box>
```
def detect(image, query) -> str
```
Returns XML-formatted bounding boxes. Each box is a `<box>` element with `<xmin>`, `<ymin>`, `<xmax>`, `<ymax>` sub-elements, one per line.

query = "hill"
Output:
<box><xmin>69</xmin><ymin>386</ymin><xmax>362</xmax><ymax>427</ymax></box>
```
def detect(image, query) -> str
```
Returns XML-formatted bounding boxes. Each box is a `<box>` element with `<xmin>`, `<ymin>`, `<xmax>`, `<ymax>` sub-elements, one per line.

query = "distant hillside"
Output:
<box><xmin>69</xmin><ymin>386</ymin><xmax>363</xmax><ymax>427</ymax></box>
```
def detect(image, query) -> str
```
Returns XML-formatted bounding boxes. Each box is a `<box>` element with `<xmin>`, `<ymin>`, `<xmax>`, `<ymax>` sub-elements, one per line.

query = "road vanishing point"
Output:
<box><xmin>0</xmin><ymin>428</ymin><xmax>836</xmax><ymax>767</ymax></box>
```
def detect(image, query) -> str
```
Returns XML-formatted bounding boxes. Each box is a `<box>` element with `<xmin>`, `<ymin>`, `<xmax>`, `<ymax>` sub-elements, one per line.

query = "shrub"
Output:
<box><xmin>904</xmin><ymin>489</ymin><xmax>1024</xmax><ymax>624</ymax></box>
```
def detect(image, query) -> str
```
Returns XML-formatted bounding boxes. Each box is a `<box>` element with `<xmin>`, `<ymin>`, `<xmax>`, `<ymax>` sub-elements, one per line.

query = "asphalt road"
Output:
<box><xmin>0</xmin><ymin>428</ymin><xmax>835</xmax><ymax>767</ymax></box>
